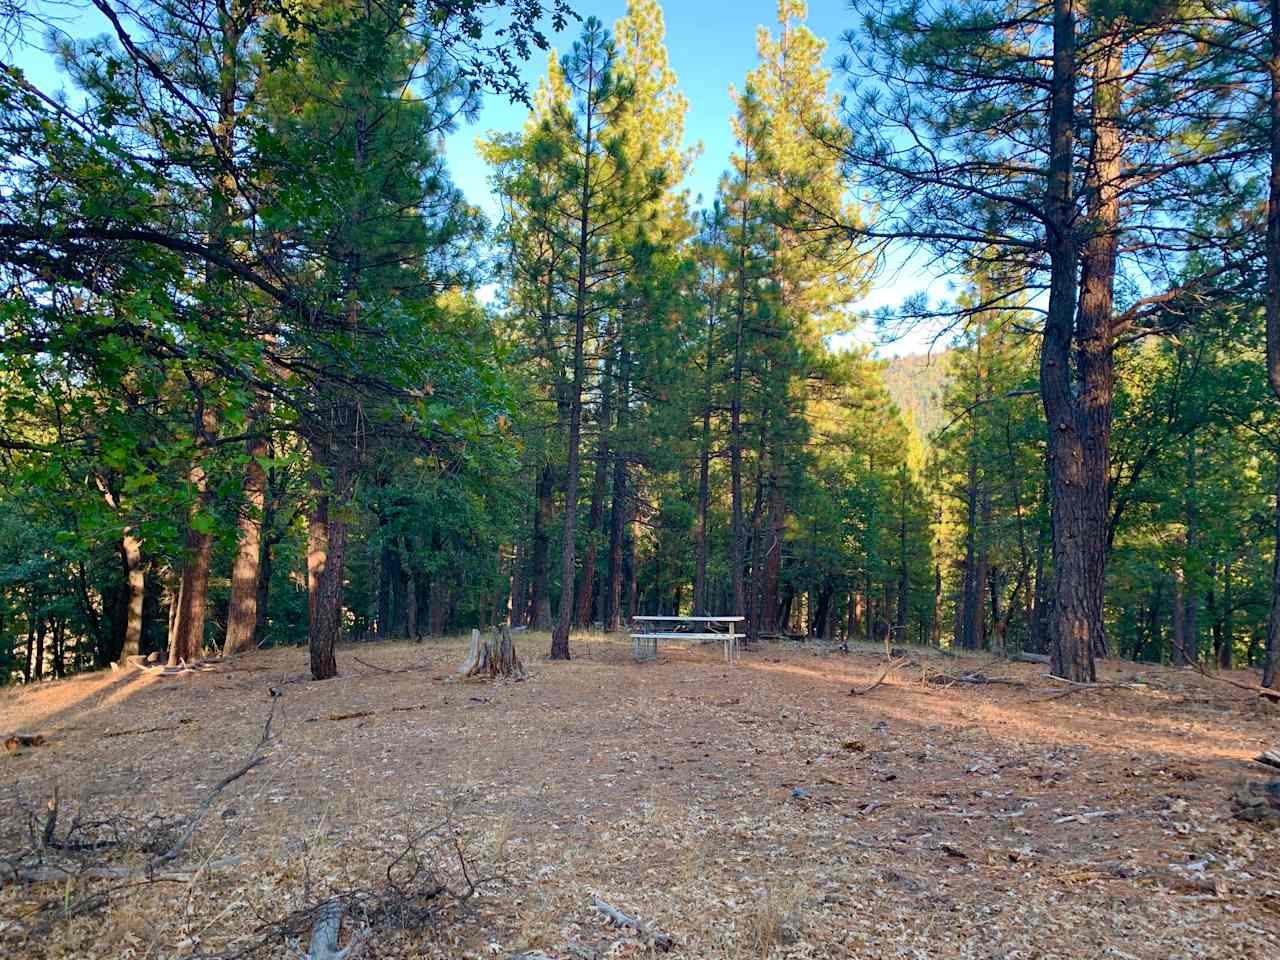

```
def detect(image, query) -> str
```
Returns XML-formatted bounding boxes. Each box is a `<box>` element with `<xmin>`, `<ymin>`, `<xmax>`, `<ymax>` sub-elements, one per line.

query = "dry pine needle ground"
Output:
<box><xmin>1</xmin><ymin>634</ymin><xmax>1278</xmax><ymax>959</ymax></box>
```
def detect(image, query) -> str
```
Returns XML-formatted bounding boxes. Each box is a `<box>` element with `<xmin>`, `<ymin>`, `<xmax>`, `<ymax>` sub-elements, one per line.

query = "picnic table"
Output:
<box><xmin>629</xmin><ymin>615</ymin><xmax>745</xmax><ymax>664</ymax></box>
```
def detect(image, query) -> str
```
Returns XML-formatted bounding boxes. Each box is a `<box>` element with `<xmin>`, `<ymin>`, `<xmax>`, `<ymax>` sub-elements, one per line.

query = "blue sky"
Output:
<box><xmin>12</xmin><ymin>1</ymin><xmax>954</xmax><ymax>354</ymax></box>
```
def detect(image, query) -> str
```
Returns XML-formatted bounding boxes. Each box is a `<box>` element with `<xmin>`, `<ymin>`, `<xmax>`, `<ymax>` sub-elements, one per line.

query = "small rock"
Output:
<box><xmin>1231</xmin><ymin>780</ymin><xmax>1280</xmax><ymax>826</ymax></box>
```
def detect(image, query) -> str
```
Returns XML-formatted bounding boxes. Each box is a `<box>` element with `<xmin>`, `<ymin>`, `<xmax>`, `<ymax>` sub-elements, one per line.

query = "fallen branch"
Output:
<box><xmin>351</xmin><ymin>656</ymin><xmax>435</xmax><ymax>676</ymax></box>
<box><xmin>1167</xmin><ymin>633</ymin><xmax>1280</xmax><ymax>702</ymax></box>
<box><xmin>124</xmin><ymin>654</ymin><xmax>223</xmax><ymax>676</ymax></box>
<box><xmin>103</xmin><ymin>717</ymin><xmax>196</xmax><ymax>738</ymax></box>
<box><xmin>306</xmin><ymin>898</ymin><xmax>359</xmax><ymax>960</ymax></box>
<box><xmin>1035</xmin><ymin>677</ymin><xmax>1146</xmax><ymax>702</ymax></box>
<box><xmin>927</xmin><ymin>672</ymin><xmax>1024</xmax><ymax>687</ymax></box>
<box><xmin>307</xmin><ymin>711</ymin><xmax>375</xmax><ymax>723</ymax></box>
<box><xmin>150</xmin><ymin>695</ymin><xmax>277</xmax><ymax>869</ymax></box>
<box><xmin>3</xmin><ymin>695</ymin><xmax>278</xmax><ymax>894</ymax></box>
<box><xmin>849</xmin><ymin>666</ymin><xmax>891</xmax><ymax>697</ymax></box>
<box><xmin>591</xmin><ymin>896</ymin><xmax>675</xmax><ymax>952</ymax></box>
<box><xmin>1011</xmin><ymin>652</ymin><xmax>1051</xmax><ymax>664</ymax></box>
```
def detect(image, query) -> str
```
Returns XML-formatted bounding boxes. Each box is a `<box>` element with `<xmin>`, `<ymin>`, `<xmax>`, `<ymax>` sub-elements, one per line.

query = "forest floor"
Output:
<box><xmin>2</xmin><ymin>633</ymin><xmax>1278</xmax><ymax>960</ymax></box>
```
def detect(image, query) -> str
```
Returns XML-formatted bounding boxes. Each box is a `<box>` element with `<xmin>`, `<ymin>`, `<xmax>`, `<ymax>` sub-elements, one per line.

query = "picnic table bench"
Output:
<box><xmin>629</xmin><ymin>615</ymin><xmax>745</xmax><ymax>664</ymax></box>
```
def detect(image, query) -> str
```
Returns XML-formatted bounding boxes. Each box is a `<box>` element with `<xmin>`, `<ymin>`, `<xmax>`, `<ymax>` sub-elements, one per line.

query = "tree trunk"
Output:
<box><xmin>730</xmin><ymin>154</ymin><xmax>752</xmax><ymax>627</ymax></box>
<box><xmin>1266</xmin><ymin>458</ymin><xmax>1280</xmax><ymax>687</ymax></box>
<box><xmin>34</xmin><ymin>619</ymin><xmax>45</xmax><ymax>681</ymax></box>
<box><xmin>403</xmin><ymin>540</ymin><xmax>418</xmax><ymax>639</ymax></box>
<box><xmin>307</xmin><ymin>467</ymin><xmax>343</xmax><ymax>681</ymax></box>
<box><xmin>1041</xmin><ymin>0</ymin><xmax>1101</xmax><ymax>682</ymax></box>
<box><xmin>895</xmin><ymin>480</ymin><xmax>909</xmax><ymax>638</ymax></box>
<box><xmin>169</xmin><ymin>406</ymin><xmax>218</xmax><ymax>666</ymax></box>
<box><xmin>575</xmin><ymin>349</ymin><xmax>613</xmax><ymax>629</ymax></box>
<box><xmin>760</xmin><ymin>477</ymin><xmax>783</xmax><ymax>636</ymax></box>
<box><xmin>1173</xmin><ymin>562</ymin><xmax>1187</xmax><ymax>665</ymax></box>
<box><xmin>1181</xmin><ymin>442</ymin><xmax>1199</xmax><ymax>664</ymax></box>
<box><xmin>551</xmin><ymin>59</ymin><xmax>602</xmax><ymax>662</ymax></box>
<box><xmin>530</xmin><ymin>464</ymin><xmax>554</xmax><ymax>630</ymax></box>
<box><xmin>429</xmin><ymin>576</ymin><xmax>447</xmax><ymax>636</ymax></box>
<box><xmin>605</xmin><ymin>347</ymin><xmax>631</xmax><ymax>631</ymax></box>
<box><xmin>960</xmin><ymin>447</ymin><xmax>981</xmax><ymax>650</ymax></box>
<box><xmin>509</xmin><ymin>540</ymin><xmax>527</xmax><ymax>628</ymax></box>
<box><xmin>1029</xmin><ymin>506</ymin><xmax>1050</xmax><ymax>654</ymax></box>
<box><xmin>1219</xmin><ymin>559</ymin><xmax>1234</xmax><ymax>670</ymax></box>
<box><xmin>254</xmin><ymin>508</ymin><xmax>273</xmax><ymax>648</ymax></box>
<box><xmin>1265</xmin><ymin>0</ymin><xmax>1280</xmax><ymax>689</ymax></box>
<box><xmin>376</xmin><ymin>520</ymin><xmax>394</xmax><ymax>637</ymax></box>
<box><xmin>931</xmin><ymin>563</ymin><xmax>942</xmax><ymax>646</ymax></box>
<box><xmin>223</xmin><ymin>432</ymin><xmax>268</xmax><ymax>657</ymax></box>
<box><xmin>694</xmin><ymin>351</ymin><xmax>713</xmax><ymax>617</ymax></box>
<box><xmin>119</xmin><ymin>534</ymin><xmax>145</xmax><ymax>662</ymax></box>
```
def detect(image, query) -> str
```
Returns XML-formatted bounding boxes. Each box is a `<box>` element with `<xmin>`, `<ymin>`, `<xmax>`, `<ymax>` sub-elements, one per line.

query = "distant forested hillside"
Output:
<box><xmin>880</xmin><ymin>352</ymin><xmax>952</xmax><ymax>441</ymax></box>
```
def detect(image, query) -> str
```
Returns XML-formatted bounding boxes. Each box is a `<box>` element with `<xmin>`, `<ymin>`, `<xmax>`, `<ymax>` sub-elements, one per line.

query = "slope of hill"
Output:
<box><xmin>880</xmin><ymin>351</ymin><xmax>952</xmax><ymax>442</ymax></box>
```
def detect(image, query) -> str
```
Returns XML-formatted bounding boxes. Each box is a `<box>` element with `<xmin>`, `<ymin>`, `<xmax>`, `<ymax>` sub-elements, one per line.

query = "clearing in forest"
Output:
<box><xmin>2</xmin><ymin>636</ymin><xmax>1278</xmax><ymax>959</ymax></box>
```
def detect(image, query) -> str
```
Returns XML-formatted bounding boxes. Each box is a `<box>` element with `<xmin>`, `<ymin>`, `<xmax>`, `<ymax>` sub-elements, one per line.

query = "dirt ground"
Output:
<box><xmin>2</xmin><ymin>633</ymin><xmax>1278</xmax><ymax>959</ymax></box>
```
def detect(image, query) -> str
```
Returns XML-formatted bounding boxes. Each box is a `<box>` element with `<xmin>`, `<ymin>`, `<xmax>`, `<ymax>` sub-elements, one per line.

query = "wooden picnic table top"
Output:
<box><xmin>631</xmin><ymin>615</ymin><xmax>744</xmax><ymax>623</ymax></box>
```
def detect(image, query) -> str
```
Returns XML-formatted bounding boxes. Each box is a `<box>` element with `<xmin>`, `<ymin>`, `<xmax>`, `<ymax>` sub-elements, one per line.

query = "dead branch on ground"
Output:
<box><xmin>1</xmin><ymin>694</ymin><xmax>279</xmax><ymax>940</ymax></box>
<box><xmin>1167</xmin><ymin>633</ymin><xmax>1280</xmax><ymax>702</ymax></box>
<box><xmin>591</xmin><ymin>896</ymin><xmax>675</xmax><ymax>952</ymax></box>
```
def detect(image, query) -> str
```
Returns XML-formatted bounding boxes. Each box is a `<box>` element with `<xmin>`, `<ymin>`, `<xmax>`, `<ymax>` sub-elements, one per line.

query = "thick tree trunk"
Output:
<box><xmin>254</xmin><ymin>513</ymin><xmax>272</xmax><ymax>647</ymax></box>
<box><xmin>223</xmin><ymin>432</ymin><xmax>268</xmax><ymax>656</ymax></box>
<box><xmin>119</xmin><ymin>534</ymin><xmax>144</xmax><ymax>661</ymax></box>
<box><xmin>812</xmin><ymin>586</ymin><xmax>832</xmax><ymax>640</ymax></box>
<box><xmin>1041</xmin><ymin>0</ymin><xmax>1104</xmax><ymax>682</ymax></box>
<box><xmin>307</xmin><ymin>464</ymin><xmax>345</xmax><ymax>681</ymax></box>
<box><xmin>1266</xmin><ymin>0</ymin><xmax>1280</xmax><ymax>689</ymax></box>
<box><xmin>169</xmin><ymin>407</ymin><xmax>218</xmax><ymax>666</ymax></box>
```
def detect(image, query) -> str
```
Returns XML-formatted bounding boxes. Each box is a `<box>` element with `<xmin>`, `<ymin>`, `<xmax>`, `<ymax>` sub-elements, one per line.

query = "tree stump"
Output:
<box><xmin>459</xmin><ymin>626</ymin><xmax>526</xmax><ymax>680</ymax></box>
